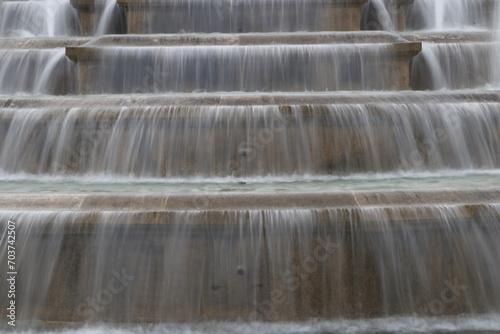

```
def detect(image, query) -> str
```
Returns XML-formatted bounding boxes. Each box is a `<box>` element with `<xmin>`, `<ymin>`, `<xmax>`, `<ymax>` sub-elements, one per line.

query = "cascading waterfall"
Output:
<box><xmin>130</xmin><ymin>0</ymin><xmax>342</xmax><ymax>33</ymax></box>
<box><xmin>0</xmin><ymin>0</ymin><xmax>123</xmax><ymax>37</ymax></box>
<box><xmin>3</xmin><ymin>205</ymin><xmax>500</xmax><ymax>323</ymax></box>
<box><xmin>491</xmin><ymin>0</ymin><xmax>500</xmax><ymax>86</ymax></box>
<box><xmin>361</xmin><ymin>0</ymin><xmax>396</xmax><ymax>31</ymax></box>
<box><xmin>87</xmin><ymin>44</ymin><xmax>394</xmax><ymax>93</ymax></box>
<box><xmin>3</xmin><ymin>0</ymin><xmax>500</xmax><ymax>330</ymax></box>
<box><xmin>94</xmin><ymin>0</ymin><xmax>125</xmax><ymax>35</ymax></box>
<box><xmin>0</xmin><ymin>49</ymin><xmax>75</xmax><ymax>95</ymax></box>
<box><xmin>0</xmin><ymin>0</ymin><xmax>80</xmax><ymax>37</ymax></box>
<box><xmin>364</xmin><ymin>0</ymin><xmax>493</xmax><ymax>31</ymax></box>
<box><xmin>411</xmin><ymin>43</ymin><xmax>491</xmax><ymax>90</ymax></box>
<box><xmin>406</xmin><ymin>0</ymin><xmax>490</xmax><ymax>31</ymax></box>
<box><xmin>2</xmin><ymin>103</ymin><xmax>500</xmax><ymax>178</ymax></box>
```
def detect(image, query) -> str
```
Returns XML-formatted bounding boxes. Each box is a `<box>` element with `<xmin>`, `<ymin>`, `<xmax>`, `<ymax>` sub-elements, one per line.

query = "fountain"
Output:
<box><xmin>2</xmin><ymin>0</ymin><xmax>500</xmax><ymax>333</ymax></box>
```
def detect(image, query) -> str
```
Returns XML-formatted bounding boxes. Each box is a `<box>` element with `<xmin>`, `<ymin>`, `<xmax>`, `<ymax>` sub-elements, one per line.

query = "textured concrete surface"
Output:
<box><xmin>2</xmin><ymin>90</ymin><xmax>500</xmax><ymax>109</ymax></box>
<box><xmin>2</xmin><ymin>189</ymin><xmax>500</xmax><ymax>211</ymax></box>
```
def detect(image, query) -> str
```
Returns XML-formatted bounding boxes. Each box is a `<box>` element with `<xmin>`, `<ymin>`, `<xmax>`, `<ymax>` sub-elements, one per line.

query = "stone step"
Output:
<box><xmin>2</xmin><ymin>188</ymin><xmax>500</xmax><ymax>211</ymax></box>
<box><xmin>2</xmin><ymin>172</ymin><xmax>500</xmax><ymax>193</ymax></box>
<box><xmin>2</xmin><ymin>189</ymin><xmax>500</xmax><ymax>323</ymax></box>
<box><xmin>2</xmin><ymin>90</ymin><xmax>500</xmax><ymax>108</ymax></box>
<box><xmin>0</xmin><ymin>37</ymin><xmax>91</xmax><ymax>49</ymax></box>
<box><xmin>66</xmin><ymin>32</ymin><xmax>421</xmax><ymax>94</ymax></box>
<box><xmin>1</xmin><ymin>95</ymin><xmax>500</xmax><ymax>177</ymax></box>
<box><xmin>67</xmin><ymin>0</ymin><xmax>412</xmax><ymax>35</ymax></box>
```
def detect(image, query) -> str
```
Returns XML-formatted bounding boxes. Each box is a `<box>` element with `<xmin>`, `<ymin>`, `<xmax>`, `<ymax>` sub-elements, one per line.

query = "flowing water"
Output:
<box><xmin>86</xmin><ymin>44</ymin><xmax>395</xmax><ymax>93</ymax></box>
<box><xmin>0</xmin><ymin>0</ymin><xmax>80</xmax><ymax>37</ymax></box>
<box><xmin>367</xmin><ymin>0</ymin><xmax>494</xmax><ymax>31</ymax></box>
<box><xmin>135</xmin><ymin>0</ymin><xmax>334</xmax><ymax>34</ymax></box>
<box><xmin>3</xmin><ymin>205</ymin><xmax>500</xmax><ymax>325</ymax></box>
<box><xmin>2</xmin><ymin>0</ymin><xmax>500</xmax><ymax>332</ymax></box>
<box><xmin>1</xmin><ymin>102</ymin><xmax>500</xmax><ymax>177</ymax></box>
<box><xmin>0</xmin><ymin>49</ymin><xmax>75</xmax><ymax>95</ymax></box>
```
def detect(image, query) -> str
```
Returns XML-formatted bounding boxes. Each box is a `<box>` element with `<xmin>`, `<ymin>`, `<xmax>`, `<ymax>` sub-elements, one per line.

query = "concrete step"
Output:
<box><xmin>1</xmin><ymin>93</ymin><xmax>500</xmax><ymax>177</ymax></box>
<box><xmin>0</xmin><ymin>37</ymin><xmax>91</xmax><ymax>49</ymax></box>
<box><xmin>68</xmin><ymin>0</ymin><xmax>413</xmax><ymax>35</ymax></box>
<box><xmin>2</xmin><ymin>189</ymin><xmax>500</xmax><ymax>323</ymax></box>
<box><xmin>2</xmin><ymin>188</ymin><xmax>500</xmax><ymax>211</ymax></box>
<box><xmin>2</xmin><ymin>90</ymin><xmax>500</xmax><ymax>108</ymax></box>
<box><xmin>66</xmin><ymin>32</ymin><xmax>421</xmax><ymax>94</ymax></box>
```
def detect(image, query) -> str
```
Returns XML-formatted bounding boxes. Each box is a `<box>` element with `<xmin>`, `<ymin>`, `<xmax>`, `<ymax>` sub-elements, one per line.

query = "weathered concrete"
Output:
<box><xmin>74</xmin><ymin>31</ymin><xmax>412</xmax><ymax>47</ymax></box>
<box><xmin>2</xmin><ymin>90</ymin><xmax>500</xmax><ymax>109</ymax></box>
<box><xmin>1</xmin><ymin>188</ymin><xmax>500</xmax><ymax>211</ymax></box>
<box><xmin>401</xmin><ymin>31</ymin><xmax>495</xmax><ymax>43</ymax></box>
<box><xmin>0</xmin><ymin>37</ymin><xmax>91</xmax><ymax>49</ymax></box>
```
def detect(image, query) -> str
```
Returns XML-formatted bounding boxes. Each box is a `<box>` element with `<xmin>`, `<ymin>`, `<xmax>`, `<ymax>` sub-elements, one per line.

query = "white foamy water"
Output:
<box><xmin>4</xmin><ymin>315</ymin><xmax>500</xmax><ymax>333</ymax></box>
<box><xmin>3</xmin><ymin>170</ymin><xmax>500</xmax><ymax>193</ymax></box>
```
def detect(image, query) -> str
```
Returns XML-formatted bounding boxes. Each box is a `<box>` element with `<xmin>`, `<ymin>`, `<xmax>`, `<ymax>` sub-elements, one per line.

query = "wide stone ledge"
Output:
<box><xmin>75</xmin><ymin>31</ymin><xmax>412</xmax><ymax>48</ymax></box>
<box><xmin>2</xmin><ymin>91</ymin><xmax>500</xmax><ymax>109</ymax></box>
<box><xmin>400</xmin><ymin>31</ymin><xmax>496</xmax><ymax>44</ymax></box>
<box><xmin>64</xmin><ymin>33</ymin><xmax>421</xmax><ymax>93</ymax></box>
<box><xmin>65</xmin><ymin>32</ymin><xmax>420</xmax><ymax>63</ymax></box>
<box><xmin>0</xmin><ymin>37</ymin><xmax>91</xmax><ymax>49</ymax></box>
<box><xmin>2</xmin><ymin>188</ymin><xmax>500</xmax><ymax>212</ymax></box>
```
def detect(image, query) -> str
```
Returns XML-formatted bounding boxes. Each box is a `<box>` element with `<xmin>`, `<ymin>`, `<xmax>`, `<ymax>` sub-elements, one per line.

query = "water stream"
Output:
<box><xmin>3</xmin><ymin>205</ymin><xmax>500</xmax><ymax>324</ymax></box>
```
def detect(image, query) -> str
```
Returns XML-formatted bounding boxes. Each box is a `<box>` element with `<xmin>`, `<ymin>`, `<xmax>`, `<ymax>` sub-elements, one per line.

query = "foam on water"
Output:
<box><xmin>3</xmin><ymin>315</ymin><xmax>500</xmax><ymax>333</ymax></box>
<box><xmin>4</xmin><ymin>170</ymin><xmax>500</xmax><ymax>194</ymax></box>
